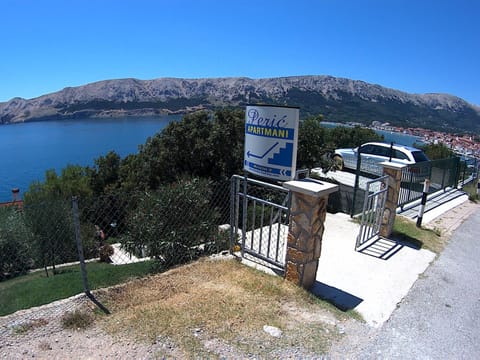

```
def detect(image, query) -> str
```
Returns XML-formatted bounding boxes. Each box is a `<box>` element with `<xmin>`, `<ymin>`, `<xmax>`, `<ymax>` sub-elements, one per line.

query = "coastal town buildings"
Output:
<box><xmin>371</xmin><ymin>122</ymin><xmax>480</xmax><ymax>158</ymax></box>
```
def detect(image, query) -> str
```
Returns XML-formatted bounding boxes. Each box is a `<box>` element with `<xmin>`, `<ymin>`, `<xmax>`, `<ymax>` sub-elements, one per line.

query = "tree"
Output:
<box><xmin>155</xmin><ymin>111</ymin><xmax>215</xmax><ymax>181</ymax></box>
<box><xmin>420</xmin><ymin>142</ymin><xmax>454</xmax><ymax>160</ymax></box>
<box><xmin>0</xmin><ymin>207</ymin><xmax>33</xmax><ymax>280</ymax></box>
<box><xmin>89</xmin><ymin>151</ymin><xmax>121</xmax><ymax>194</ymax></box>
<box><xmin>297</xmin><ymin>115</ymin><xmax>329</xmax><ymax>170</ymax></box>
<box><xmin>122</xmin><ymin>178</ymin><xmax>219</xmax><ymax>269</ymax></box>
<box><xmin>325</xmin><ymin>125</ymin><xmax>383</xmax><ymax>149</ymax></box>
<box><xmin>209</xmin><ymin>108</ymin><xmax>245</xmax><ymax>179</ymax></box>
<box><xmin>23</xmin><ymin>195</ymin><xmax>76</xmax><ymax>276</ymax></box>
<box><xmin>23</xmin><ymin>165</ymin><xmax>93</xmax><ymax>275</ymax></box>
<box><xmin>26</xmin><ymin>165</ymin><xmax>93</xmax><ymax>201</ymax></box>
<box><xmin>118</xmin><ymin>109</ymin><xmax>246</xmax><ymax>192</ymax></box>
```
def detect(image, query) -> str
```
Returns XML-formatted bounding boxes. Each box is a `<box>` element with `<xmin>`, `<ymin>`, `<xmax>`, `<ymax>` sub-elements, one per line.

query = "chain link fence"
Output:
<box><xmin>0</xmin><ymin>178</ymin><xmax>231</xmax><ymax>334</ymax></box>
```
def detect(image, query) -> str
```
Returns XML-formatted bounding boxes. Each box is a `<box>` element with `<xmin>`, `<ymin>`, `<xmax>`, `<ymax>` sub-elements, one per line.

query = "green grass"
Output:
<box><xmin>463</xmin><ymin>182</ymin><xmax>479</xmax><ymax>202</ymax></box>
<box><xmin>0</xmin><ymin>260</ymin><xmax>153</xmax><ymax>317</ymax></box>
<box><xmin>393</xmin><ymin>216</ymin><xmax>444</xmax><ymax>254</ymax></box>
<box><xmin>61</xmin><ymin>310</ymin><xmax>95</xmax><ymax>329</ymax></box>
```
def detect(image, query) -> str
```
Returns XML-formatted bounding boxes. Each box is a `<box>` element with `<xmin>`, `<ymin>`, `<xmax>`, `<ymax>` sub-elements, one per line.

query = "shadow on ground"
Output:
<box><xmin>311</xmin><ymin>281</ymin><xmax>363</xmax><ymax>311</ymax></box>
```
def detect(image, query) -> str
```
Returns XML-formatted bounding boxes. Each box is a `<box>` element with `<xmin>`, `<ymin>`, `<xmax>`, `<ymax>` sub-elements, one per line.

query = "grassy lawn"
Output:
<box><xmin>0</xmin><ymin>260</ymin><xmax>153</xmax><ymax>316</ymax></box>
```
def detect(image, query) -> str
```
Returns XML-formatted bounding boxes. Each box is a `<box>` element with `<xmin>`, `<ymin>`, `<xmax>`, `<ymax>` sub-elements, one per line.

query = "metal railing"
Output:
<box><xmin>356</xmin><ymin>176</ymin><xmax>389</xmax><ymax>250</ymax></box>
<box><xmin>230</xmin><ymin>175</ymin><xmax>290</xmax><ymax>269</ymax></box>
<box><xmin>397</xmin><ymin>157</ymin><xmax>462</xmax><ymax>208</ymax></box>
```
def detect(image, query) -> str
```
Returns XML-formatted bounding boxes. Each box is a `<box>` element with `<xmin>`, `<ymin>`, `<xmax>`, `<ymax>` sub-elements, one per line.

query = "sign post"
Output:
<box><xmin>243</xmin><ymin>105</ymin><xmax>300</xmax><ymax>182</ymax></box>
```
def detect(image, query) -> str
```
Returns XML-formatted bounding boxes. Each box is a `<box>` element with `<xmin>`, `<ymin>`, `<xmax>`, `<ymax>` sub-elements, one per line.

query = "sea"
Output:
<box><xmin>0</xmin><ymin>116</ymin><xmax>180</xmax><ymax>202</ymax></box>
<box><xmin>321</xmin><ymin>122</ymin><xmax>424</xmax><ymax>148</ymax></box>
<box><xmin>0</xmin><ymin>117</ymin><xmax>422</xmax><ymax>202</ymax></box>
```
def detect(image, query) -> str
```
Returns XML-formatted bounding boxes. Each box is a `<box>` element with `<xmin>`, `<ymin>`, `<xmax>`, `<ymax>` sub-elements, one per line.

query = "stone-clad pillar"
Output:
<box><xmin>282</xmin><ymin>179</ymin><xmax>338</xmax><ymax>289</ymax></box>
<box><xmin>380</xmin><ymin>162</ymin><xmax>405</xmax><ymax>238</ymax></box>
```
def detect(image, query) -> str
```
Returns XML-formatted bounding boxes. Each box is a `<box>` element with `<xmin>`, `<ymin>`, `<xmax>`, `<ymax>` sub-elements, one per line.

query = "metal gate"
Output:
<box><xmin>230</xmin><ymin>175</ymin><xmax>290</xmax><ymax>270</ymax></box>
<box><xmin>356</xmin><ymin>175</ymin><xmax>389</xmax><ymax>250</ymax></box>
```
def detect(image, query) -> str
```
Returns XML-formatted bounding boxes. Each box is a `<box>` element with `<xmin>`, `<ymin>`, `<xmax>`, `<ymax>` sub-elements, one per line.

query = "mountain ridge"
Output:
<box><xmin>1</xmin><ymin>75</ymin><xmax>479</xmax><ymax>132</ymax></box>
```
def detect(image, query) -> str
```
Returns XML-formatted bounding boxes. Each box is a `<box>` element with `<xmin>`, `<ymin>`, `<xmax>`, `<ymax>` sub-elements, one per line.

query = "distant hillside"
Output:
<box><xmin>1</xmin><ymin>76</ymin><xmax>479</xmax><ymax>133</ymax></box>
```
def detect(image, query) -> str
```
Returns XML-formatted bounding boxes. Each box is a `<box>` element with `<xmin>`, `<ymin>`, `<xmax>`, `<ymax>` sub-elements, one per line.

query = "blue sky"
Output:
<box><xmin>1</xmin><ymin>0</ymin><xmax>479</xmax><ymax>105</ymax></box>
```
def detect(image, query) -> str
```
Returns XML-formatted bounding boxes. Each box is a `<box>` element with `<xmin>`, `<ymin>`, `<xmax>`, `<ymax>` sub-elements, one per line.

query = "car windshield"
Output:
<box><xmin>412</xmin><ymin>151</ymin><xmax>429</xmax><ymax>162</ymax></box>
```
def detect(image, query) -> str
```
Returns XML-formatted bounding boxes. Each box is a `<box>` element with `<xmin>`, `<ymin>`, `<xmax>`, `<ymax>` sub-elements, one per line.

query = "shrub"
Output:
<box><xmin>0</xmin><ymin>207</ymin><xmax>34</xmax><ymax>280</ymax></box>
<box><xmin>99</xmin><ymin>244</ymin><xmax>114</xmax><ymax>263</ymax></box>
<box><xmin>61</xmin><ymin>310</ymin><xmax>94</xmax><ymax>329</ymax></box>
<box><xmin>23</xmin><ymin>198</ymin><xmax>77</xmax><ymax>275</ymax></box>
<box><xmin>123</xmin><ymin>178</ymin><xmax>219</xmax><ymax>270</ymax></box>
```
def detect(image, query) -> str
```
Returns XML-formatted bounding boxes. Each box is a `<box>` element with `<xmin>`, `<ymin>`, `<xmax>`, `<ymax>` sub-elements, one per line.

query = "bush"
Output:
<box><xmin>99</xmin><ymin>244</ymin><xmax>114</xmax><ymax>263</ymax></box>
<box><xmin>61</xmin><ymin>310</ymin><xmax>94</xmax><ymax>329</ymax></box>
<box><xmin>0</xmin><ymin>207</ymin><xmax>33</xmax><ymax>280</ymax></box>
<box><xmin>123</xmin><ymin>178</ymin><xmax>220</xmax><ymax>269</ymax></box>
<box><xmin>23</xmin><ymin>198</ymin><xmax>77</xmax><ymax>275</ymax></box>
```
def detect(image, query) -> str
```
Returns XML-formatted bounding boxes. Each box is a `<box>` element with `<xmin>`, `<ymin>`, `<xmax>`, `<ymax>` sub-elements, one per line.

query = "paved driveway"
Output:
<box><xmin>314</xmin><ymin>213</ymin><xmax>435</xmax><ymax>327</ymax></box>
<box><xmin>357</xmin><ymin>206</ymin><xmax>480</xmax><ymax>358</ymax></box>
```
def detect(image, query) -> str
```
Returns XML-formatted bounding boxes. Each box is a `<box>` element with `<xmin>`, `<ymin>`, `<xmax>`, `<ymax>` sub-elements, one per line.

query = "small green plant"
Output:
<box><xmin>432</xmin><ymin>226</ymin><xmax>442</xmax><ymax>237</ymax></box>
<box><xmin>99</xmin><ymin>244</ymin><xmax>114</xmax><ymax>263</ymax></box>
<box><xmin>393</xmin><ymin>216</ymin><xmax>445</xmax><ymax>253</ymax></box>
<box><xmin>12</xmin><ymin>318</ymin><xmax>48</xmax><ymax>334</ymax></box>
<box><xmin>204</xmin><ymin>227</ymin><xmax>231</xmax><ymax>255</ymax></box>
<box><xmin>61</xmin><ymin>310</ymin><xmax>94</xmax><ymax>329</ymax></box>
<box><xmin>463</xmin><ymin>181</ymin><xmax>479</xmax><ymax>203</ymax></box>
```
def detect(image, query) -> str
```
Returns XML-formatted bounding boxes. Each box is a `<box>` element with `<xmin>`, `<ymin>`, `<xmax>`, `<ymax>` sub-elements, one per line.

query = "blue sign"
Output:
<box><xmin>244</xmin><ymin>105</ymin><xmax>299</xmax><ymax>181</ymax></box>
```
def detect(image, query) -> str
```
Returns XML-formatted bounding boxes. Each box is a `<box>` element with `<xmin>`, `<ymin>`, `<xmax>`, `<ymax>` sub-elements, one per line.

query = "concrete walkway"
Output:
<box><xmin>312</xmin><ymin>188</ymin><xmax>473</xmax><ymax>327</ymax></box>
<box><xmin>313</xmin><ymin>213</ymin><xmax>435</xmax><ymax>327</ymax></box>
<box><xmin>239</xmin><ymin>184</ymin><xmax>475</xmax><ymax>328</ymax></box>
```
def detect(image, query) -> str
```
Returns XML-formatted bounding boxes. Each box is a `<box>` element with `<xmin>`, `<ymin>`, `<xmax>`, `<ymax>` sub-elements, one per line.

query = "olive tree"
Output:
<box><xmin>0</xmin><ymin>207</ymin><xmax>33</xmax><ymax>280</ymax></box>
<box><xmin>122</xmin><ymin>178</ymin><xmax>220</xmax><ymax>269</ymax></box>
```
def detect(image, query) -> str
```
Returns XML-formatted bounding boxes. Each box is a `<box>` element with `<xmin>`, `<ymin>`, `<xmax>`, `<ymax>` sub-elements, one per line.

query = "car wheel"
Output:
<box><xmin>333</xmin><ymin>155</ymin><xmax>343</xmax><ymax>170</ymax></box>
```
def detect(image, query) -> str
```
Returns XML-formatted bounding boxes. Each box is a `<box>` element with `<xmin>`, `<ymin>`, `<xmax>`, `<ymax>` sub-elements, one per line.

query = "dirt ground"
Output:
<box><xmin>1</xmin><ymin>201</ymin><xmax>478</xmax><ymax>359</ymax></box>
<box><xmin>0</xmin><ymin>259</ymin><xmax>345</xmax><ymax>359</ymax></box>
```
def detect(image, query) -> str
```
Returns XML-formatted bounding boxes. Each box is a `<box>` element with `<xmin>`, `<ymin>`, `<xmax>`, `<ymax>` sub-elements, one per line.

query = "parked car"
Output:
<box><xmin>333</xmin><ymin>142</ymin><xmax>429</xmax><ymax>176</ymax></box>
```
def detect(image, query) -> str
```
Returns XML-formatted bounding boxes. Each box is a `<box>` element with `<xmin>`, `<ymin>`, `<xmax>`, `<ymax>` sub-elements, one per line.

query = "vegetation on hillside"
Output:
<box><xmin>1</xmin><ymin>108</ymin><xmax>382</xmax><ymax>282</ymax></box>
<box><xmin>87</xmin><ymin>109</ymin><xmax>381</xmax><ymax>194</ymax></box>
<box><xmin>419</xmin><ymin>142</ymin><xmax>455</xmax><ymax>160</ymax></box>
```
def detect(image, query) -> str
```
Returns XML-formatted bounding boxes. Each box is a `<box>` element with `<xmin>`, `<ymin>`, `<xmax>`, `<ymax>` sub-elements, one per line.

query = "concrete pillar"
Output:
<box><xmin>380</xmin><ymin>162</ymin><xmax>405</xmax><ymax>238</ymax></box>
<box><xmin>282</xmin><ymin>179</ymin><xmax>338</xmax><ymax>289</ymax></box>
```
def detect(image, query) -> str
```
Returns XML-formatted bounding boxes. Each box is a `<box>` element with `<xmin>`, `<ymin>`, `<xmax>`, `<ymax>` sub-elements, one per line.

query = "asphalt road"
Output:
<box><xmin>358</xmin><ymin>207</ymin><xmax>480</xmax><ymax>359</ymax></box>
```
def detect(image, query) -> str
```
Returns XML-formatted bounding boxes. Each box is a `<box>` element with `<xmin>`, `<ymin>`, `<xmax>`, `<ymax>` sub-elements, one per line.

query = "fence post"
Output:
<box><xmin>72</xmin><ymin>196</ymin><xmax>90</xmax><ymax>295</ymax></box>
<box><xmin>416</xmin><ymin>179</ymin><xmax>430</xmax><ymax>228</ymax></box>
<box><xmin>407</xmin><ymin>169</ymin><xmax>414</xmax><ymax>205</ymax></box>
<box><xmin>229</xmin><ymin>176</ymin><xmax>237</xmax><ymax>253</ymax></box>
<box><xmin>241</xmin><ymin>174</ymin><xmax>248</xmax><ymax>258</ymax></box>
<box><xmin>351</xmin><ymin>146</ymin><xmax>362</xmax><ymax>218</ymax></box>
<box><xmin>283</xmin><ymin>179</ymin><xmax>338</xmax><ymax>289</ymax></box>
<box><xmin>380</xmin><ymin>162</ymin><xmax>405</xmax><ymax>238</ymax></box>
<box><xmin>72</xmin><ymin>196</ymin><xmax>110</xmax><ymax>314</ymax></box>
